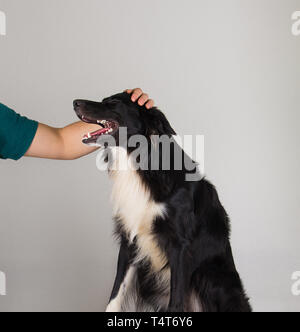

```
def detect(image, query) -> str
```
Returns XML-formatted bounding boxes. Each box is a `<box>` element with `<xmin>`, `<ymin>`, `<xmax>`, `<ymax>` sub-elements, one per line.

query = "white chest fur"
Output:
<box><xmin>109</xmin><ymin>148</ymin><xmax>168</xmax><ymax>272</ymax></box>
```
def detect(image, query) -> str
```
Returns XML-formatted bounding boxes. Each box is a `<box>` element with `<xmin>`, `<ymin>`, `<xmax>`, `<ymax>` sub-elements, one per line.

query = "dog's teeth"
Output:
<box><xmin>88</xmin><ymin>133</ymin><xmax>91</xmax><ymax>138</ymax></box>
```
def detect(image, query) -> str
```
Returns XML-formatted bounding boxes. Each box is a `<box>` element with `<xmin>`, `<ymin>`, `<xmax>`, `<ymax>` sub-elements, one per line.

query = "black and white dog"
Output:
<box><xmin>74</xmin><ymin>92</ymin><xmax>251</xmax><ymax>312</ymax></box>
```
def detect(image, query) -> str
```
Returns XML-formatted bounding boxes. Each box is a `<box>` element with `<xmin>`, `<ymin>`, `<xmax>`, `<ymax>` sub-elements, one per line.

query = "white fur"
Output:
<box><xmin>106</xmin><ymin>266</ymin><xmax>136</xmax><ymax>312</ymax></box>
<box><xmin>188</xmin><ymin>291</ymin><xmax>203</xmax><ymax>312</ymax></box>
<box><xmin>110</xmin><ymin>147</ymin><xmax>168</xmax><ymax>272</ymax></box>
<box><xmin>105</xmin><ymin>297</ymin><xmax>121</xmax><ymax>312</ymax></box>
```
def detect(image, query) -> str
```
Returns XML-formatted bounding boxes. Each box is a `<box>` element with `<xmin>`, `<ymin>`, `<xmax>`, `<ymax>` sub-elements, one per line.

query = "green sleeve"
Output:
<box><xmin>0</xmin><ymin>103</ymin><xmax>38</xmax><ymax>160</ymax></box>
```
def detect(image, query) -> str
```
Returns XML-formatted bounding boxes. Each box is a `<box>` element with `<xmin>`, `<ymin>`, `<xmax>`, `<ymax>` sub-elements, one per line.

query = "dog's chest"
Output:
<box><xmin>110</xmin><ymin>158</ymin><xmax>168</xmax><ymax>271</ymax></box>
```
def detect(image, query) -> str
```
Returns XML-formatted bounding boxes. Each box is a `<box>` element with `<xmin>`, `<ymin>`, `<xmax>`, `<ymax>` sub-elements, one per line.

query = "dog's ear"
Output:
<box><xmin>141</xmin><ymin>108</ymin><xmax>176</xmax><ymax>137</ymax></box>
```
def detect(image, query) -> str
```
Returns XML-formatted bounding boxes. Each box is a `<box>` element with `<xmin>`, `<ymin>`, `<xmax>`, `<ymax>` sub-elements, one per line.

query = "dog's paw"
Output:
<box><xmin>106</xmin><ymin>298</ymin><xmax>121</xmax><ymax>312</ymax></box>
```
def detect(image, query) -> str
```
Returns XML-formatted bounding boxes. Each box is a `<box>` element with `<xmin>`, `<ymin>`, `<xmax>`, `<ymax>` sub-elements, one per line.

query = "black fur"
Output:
<box><xmin>74</xmin><ymin>92</ymin><xmax>252</xmax><ymax>312</ymax></box>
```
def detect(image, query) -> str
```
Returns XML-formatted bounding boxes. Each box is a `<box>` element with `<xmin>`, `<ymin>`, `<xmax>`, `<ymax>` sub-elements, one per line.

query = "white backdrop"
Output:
<box><xmin>0</xmin><ymin>0</ymin><xmax>299</xmax><ymax>312</ymax></box>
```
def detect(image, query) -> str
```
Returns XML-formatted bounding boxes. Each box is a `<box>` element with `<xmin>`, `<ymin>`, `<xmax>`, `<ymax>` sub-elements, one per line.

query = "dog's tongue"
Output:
<box><xmin>83</xmin><ymin>127</ymin><xmax>110</xmax><ymax>140</ymax></box>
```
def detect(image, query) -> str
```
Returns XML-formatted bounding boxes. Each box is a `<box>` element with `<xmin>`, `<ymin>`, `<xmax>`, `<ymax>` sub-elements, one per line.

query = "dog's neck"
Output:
<box><xmin>107</xmin><ymin>138</ymin><xmax>199</xmax><ymax>202</ymax></box>
<box><xmin>109</xmin><ymin>147</ymin><xmax>166</xmax><ymax>242</ymax></box>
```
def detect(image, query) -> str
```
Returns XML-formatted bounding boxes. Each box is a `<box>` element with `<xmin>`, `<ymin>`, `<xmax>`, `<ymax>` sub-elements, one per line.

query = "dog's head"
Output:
<box><xmin>74</xmin><ymin>92</ymin><xmax>176</xmax><ymax>146</ymax></box>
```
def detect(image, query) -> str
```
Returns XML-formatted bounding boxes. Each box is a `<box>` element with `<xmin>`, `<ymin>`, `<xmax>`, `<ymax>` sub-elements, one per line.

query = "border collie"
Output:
<box><xmin>74</xmin><ymin>92</ymin><xmax>252</xmax><ymax>312</ymax></box>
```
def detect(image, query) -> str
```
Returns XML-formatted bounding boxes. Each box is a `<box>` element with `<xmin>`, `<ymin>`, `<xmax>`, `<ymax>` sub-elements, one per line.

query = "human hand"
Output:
<box><xmin>125</xmin><ymin>88</ymin><xmax>155</xmax><ymax>109</ymax></box>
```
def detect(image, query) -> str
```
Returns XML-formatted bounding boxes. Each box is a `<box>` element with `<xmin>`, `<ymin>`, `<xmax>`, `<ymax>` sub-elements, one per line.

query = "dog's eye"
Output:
<box><xmin>103</xmin><ymin>99</ymin><xmax>119</xmax><ymax>105</ymax></box>
<box><xmin>102</xmin><ymin>99</ymin><xmax>121</xmax><ymax>109</ymax></box>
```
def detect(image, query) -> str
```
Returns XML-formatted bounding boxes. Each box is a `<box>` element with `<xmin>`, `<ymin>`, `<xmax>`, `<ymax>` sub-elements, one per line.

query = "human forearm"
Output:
<box><xmin>25</xmin><ymin>122</ymin><xmax>99</xmax><ymax>160</ymax></box>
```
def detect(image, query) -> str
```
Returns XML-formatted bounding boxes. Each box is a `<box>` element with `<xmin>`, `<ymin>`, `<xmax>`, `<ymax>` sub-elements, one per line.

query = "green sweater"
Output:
<box><xmin>0</xmin><ymin>103</ymin><xmax>38</xmax><ymax>160</ymax></box>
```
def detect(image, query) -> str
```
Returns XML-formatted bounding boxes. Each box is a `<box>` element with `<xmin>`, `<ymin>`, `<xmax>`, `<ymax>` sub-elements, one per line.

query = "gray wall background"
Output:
<box><xmin>0</xmin><ymin>0</ymin><xmax>299</xmax><ymax>312</ymax></box>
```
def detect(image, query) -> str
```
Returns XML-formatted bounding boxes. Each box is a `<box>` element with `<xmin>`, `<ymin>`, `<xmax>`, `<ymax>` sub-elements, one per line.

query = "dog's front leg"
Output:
<box><xmin>106</xmin><ymin>237</ymin><xmax>132</xmax><ymax>312</ymax></box>
<box><xmin>168</xmin><ymin>245</ymin><xmax>191</xmax><ymax>312</ymax></box>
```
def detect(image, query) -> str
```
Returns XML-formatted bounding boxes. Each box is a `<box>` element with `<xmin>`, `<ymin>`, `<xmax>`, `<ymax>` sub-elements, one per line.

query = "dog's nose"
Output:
<box><xmin>73</xmin><ymin>100</ymin><xmax>85</xmax><ymax>108</ymax></box>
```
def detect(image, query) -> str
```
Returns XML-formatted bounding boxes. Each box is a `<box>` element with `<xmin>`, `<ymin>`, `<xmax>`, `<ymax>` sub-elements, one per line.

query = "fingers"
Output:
<box><xmin>145</xmin><ymin>99</ymin><xmax>154</xmax><ymax>109</ymax></box>
<box><xmin>137</xmin><ymin>93</ymin><xmax>149</xmax><ymax>106</ymax></box>
<box><xmin>131</xmin><ymin>88</ymin><xmax>143</xmax><ymax>102</ymax></box>
<box><xmin>126</xmin><ymin>88</ymin><xmax>155</xmax><ymax>109</ymax></box>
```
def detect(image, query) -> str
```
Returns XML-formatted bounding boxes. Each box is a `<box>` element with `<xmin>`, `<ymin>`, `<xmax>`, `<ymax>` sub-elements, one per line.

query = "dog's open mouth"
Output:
<box><xmin>80</xmin><ymin>116</ymin><xmax>119</xmax><ymax>144</ymax></box>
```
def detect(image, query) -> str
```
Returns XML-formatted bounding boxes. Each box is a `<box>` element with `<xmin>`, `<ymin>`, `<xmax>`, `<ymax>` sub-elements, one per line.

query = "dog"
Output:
<box><xmin>74</xmin><ymin>92</ymin><xmax>252</xmax><ymax>312</ymax></box>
